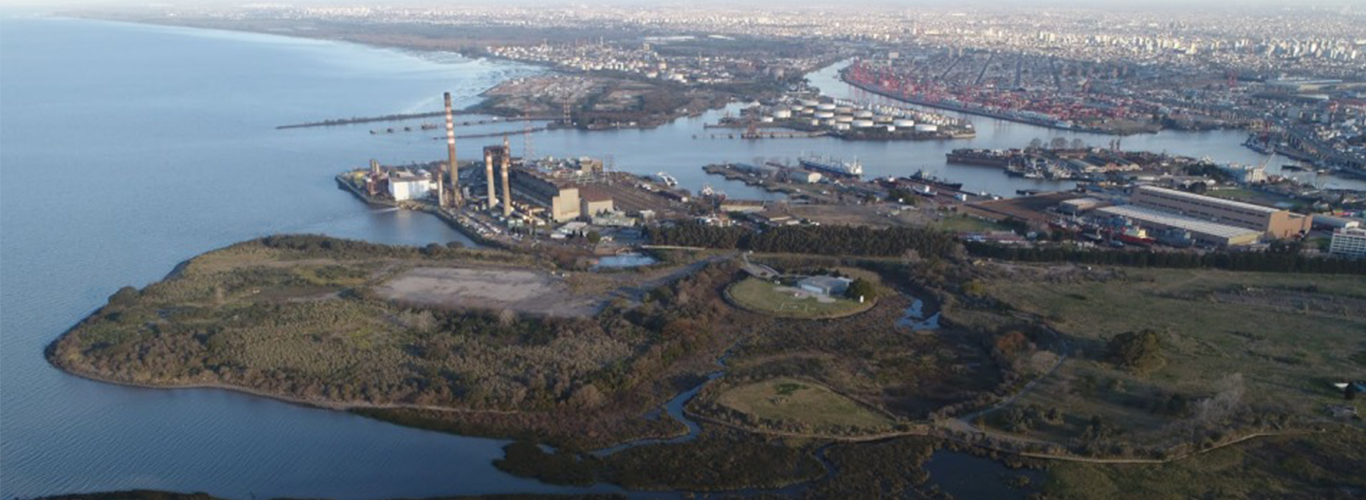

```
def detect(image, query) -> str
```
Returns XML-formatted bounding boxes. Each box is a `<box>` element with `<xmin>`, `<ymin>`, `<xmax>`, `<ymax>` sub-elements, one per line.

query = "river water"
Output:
<box><xmin>0</xmin><ymin>15</ymin><xmax>1349</xmax><ymax>499</ymax></box>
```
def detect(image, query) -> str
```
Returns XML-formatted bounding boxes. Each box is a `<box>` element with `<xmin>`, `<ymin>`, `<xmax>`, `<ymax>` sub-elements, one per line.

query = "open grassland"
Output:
<box><xmin>716</xmin><ymin>377</ymin><xmax>894</xmax><ymax>431</ymax></box>
<box><xmin>933</xmin><ymin>214</ymin><xmax>1010</xmax><ymax>233</ymax></box>
<box><xmin>727</xmin><ymin>277</ymin><xmax>872</xmax><ymax>319</ymax></box>
<box><xmin>967</xmin><ymin>264</ymin><xmax>1366</xmax><ymax>455</ymax></box>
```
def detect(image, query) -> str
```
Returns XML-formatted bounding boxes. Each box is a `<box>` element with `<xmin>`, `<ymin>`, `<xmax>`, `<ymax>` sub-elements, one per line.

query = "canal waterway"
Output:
<box><xmin>1</xmin><ymin>14</ymin><xmax>1344</xmax><ymax>500</ymax></box>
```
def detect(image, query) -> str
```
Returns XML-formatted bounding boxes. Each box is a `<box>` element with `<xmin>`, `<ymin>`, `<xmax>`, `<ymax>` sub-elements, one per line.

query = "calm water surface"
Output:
<box><xmin>2</xmin><ymin>15</ymin><xmax>1343</xmax><ymax>500</ymax></box>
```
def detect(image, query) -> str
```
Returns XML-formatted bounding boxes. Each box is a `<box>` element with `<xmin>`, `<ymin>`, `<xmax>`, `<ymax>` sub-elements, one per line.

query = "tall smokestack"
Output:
<box><xmin>485</xmin><ymin>146</ymin><xmax>497</xmax><ymax>212</ymax></box>
<box><xmin>444</xmin><ymin>92</ymin><xmax>460</xmax><ymax>207</ymax></box>
<box><xmin>501</xmin><ymin>136</ymin><xmax>513</xmax><ymax>218</ymax></box>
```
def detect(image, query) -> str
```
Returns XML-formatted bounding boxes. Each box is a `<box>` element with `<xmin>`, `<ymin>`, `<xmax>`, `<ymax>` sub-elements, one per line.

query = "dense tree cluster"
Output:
<box><xmin>965</xmin><ymin>242</ymin><xmax>1366</xmax><ymax>275</ymax></box>
<box><xmin>1106</xmin><ymin>329</ymin><xmax>1166</xmax><ymax>374</ymax></box>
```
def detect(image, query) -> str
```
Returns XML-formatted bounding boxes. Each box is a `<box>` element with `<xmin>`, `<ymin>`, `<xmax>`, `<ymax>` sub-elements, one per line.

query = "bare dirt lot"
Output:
<box><xmin>376</xmin><ymin>267</ymin><xmax>599</xmax><ymax>317</ymax></box>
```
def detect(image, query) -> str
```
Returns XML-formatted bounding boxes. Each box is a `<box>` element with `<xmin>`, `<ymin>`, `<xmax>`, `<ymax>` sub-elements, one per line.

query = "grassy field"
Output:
<box><xmin>970</xmin><ymin>265</ymin><xmax>1366</xmax><ymax>449</ymax></box>
<box><xmin>933</xmin><ymin>215</ymin><xmax>1009</xmax><ymax>233</ymax></box>
<box><xmin>726</xmin><ymin>277</ymin><xmax>873</xmax><ymax>319</ymax></box>
<box><xmin>1045</xmin><ymin>428</ymin><xmax>1366</xmax><ymax>500</ymax></box>
<box><xmin>715</xmin><ymin>377</ymin><xmax>894</xmax><ymax>431</ymax></box>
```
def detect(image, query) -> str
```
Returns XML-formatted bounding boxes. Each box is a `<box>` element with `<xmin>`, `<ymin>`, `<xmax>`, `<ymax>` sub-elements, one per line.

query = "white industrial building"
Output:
<box><xmin>1329</xmin><ymin>227</ymin><xmax>1366</xmax><ymax>259</ymax></box>
<box><xmin>387</xmin><ymin>171</ymin><xmax>433</xmax><ymax>201</ymax></box>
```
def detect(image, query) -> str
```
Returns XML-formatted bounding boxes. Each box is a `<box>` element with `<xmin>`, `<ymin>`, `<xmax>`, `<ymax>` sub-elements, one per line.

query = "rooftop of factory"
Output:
<box><xmin>1098</xmin><ymin>205</ymin><xmax>1264</xmax><ymax>240</ymax></box>
<box><xmin>1136</xmin><ymin>185</ymin><xmax>1278</xmax><ymax>215</ymax></box>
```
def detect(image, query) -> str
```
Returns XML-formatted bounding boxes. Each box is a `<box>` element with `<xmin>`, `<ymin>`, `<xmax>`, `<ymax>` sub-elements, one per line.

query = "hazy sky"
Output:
<box><xmin>0</xmin><ymin>0</ymin><xmax>1359</xmax><ymax>8</ymax></box>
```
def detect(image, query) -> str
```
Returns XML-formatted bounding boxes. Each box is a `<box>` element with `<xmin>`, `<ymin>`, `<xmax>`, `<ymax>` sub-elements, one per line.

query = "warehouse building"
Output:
<box><xmin>507</xmin><ymin>169</ymin><xmax>581</xmax><ymax>222</ymax></box>
<box><xmin>1130</xmin><ymin>186</ymin><xmax>1311</xmax><ymax>239</ymax></box>
<box><xmin>798</xmin><ymin>276</ymin><xmax>852</xmax><ymax>296</ymax></box>
<box><xmin>387</xmin><ymin>170</ymin><xmax>433</xmax><ymax>201</ymax></box>
<box><xmin>1097</xmin><ymin>205</ymin><xmax>1263</xmax><ymax>247</ymax></box>
<box><xmin>579</xmin><ymin>187</ymin><xmax>615</xmax><ymax>218</ymax></box>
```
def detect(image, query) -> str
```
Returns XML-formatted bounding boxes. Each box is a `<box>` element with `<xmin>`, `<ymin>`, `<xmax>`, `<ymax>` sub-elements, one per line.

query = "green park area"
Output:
<box><xmin>726</xmin><ymin>276</ymin><xmax>874</xmax><ymax>319</ymax></box>
<box><xmin>715</xmin><ymin>377</ymin><xmax>894</xmax><ymax>432</ymax></box>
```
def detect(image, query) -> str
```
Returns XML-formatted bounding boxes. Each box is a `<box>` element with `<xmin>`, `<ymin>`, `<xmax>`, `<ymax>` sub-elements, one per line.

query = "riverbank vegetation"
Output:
<box><xmin>47</xmin><ymin>235</ymin><xmax>741</xmax><ymax>449</ymax></box>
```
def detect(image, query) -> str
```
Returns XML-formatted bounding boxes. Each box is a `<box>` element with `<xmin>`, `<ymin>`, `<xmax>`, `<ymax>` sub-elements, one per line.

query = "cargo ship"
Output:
<box><xmin>946</xmin><ymin>148</ymin><xmax>1012</xmax><ymax>167</ymax></box>
<box><xmin>906</xmin><ymin>170</ymin><xmax>963</xmax><ymax>191</ymax></box>
<box><xmin>799</xmin><ymin>154</ymin><xmax>863</xmax><ymax>177</ymax></box>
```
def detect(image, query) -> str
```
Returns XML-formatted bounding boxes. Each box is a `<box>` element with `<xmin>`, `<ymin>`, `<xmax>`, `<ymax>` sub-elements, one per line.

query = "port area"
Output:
<box><xmin>701</xmin><ymin>162</ymin><xmax>993</xmax><ymax>208</ymax></box>
<box><xmin>945</xmin><ymin>146</ymin><xmax>1156</xmax><ymax>181</ymax></box>
<box><xmin>706</xmin><ymin>94</ymin><xmax>976</xmax><ymax>141</ymax></box>
<box><xmin>840</xmin><ymin>62</ymin><xmax>1161</xmax><ymax>136</ymax></box>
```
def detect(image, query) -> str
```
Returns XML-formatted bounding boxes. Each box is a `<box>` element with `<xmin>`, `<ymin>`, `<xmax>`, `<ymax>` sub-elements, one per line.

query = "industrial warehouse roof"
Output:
<box><xmin>1137</xmin><ymin>185</ymin><xmax>1277</xmax><ymax>215</ymax></box>
<box><xmin>1098</xmin><ymin>205</ymin><xmax>1263</xmax><ymax>240</ymax></box>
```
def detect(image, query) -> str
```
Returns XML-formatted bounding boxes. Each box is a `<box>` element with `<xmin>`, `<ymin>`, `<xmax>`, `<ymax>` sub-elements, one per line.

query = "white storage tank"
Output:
<box><xmin>852</xmin><ymin>119</ymin><xmax>876</xmax><ymax>128</ymax></box>
<box><xmin>810</xmin><ymin>119</ymin><xmax>821</xmax><ymax>126</ymax></box>
<box><xmin>853</xmin><ymin>110</ymin><xmax>874</xmax><ymax>118</ymax></box>
<box><xmin>799</xmin><ymin>99</ymin><xmax>820</xmax><ymax>107</ymax></box>
<box><xmin>893</xmin><ymin>119</ymin><xmax>916</xmax><ymax>127</ymax></box>
<box><xmin>814</xmin><ymin>111</ymin><xmax>835</xmax><ymax>119</ymax></box>
<box><xmin>774</xmin><ymin>109</ymin><xmax>793</xmax><ymax>119</ymax></box>
<box><xmin>873</xmin><ymin>115</ymin><xmax>893</xmax><ymax>123</ymax></box>
<box><xmin>834</xmin><ymin>123</ymin><xmax>851</xmax><ymax>131</ymax></box>
<box><xmin>835</xmin><ymin>106</ymin><xmax>854</xmax><ymax>114</ymax></box>
<box><xmin>801</xmin><ymin>107</ymin><xmax>815</xmax><ymax>115</ymax></box>
<box><xmin>816</xmin><ymin>103</ymin><xmax>837</xmax><ymax>111</ymax></box>
<box><xmin>914</xmin><ymin>123</ymin><xmax>939</xmax><ymax>132</ymax></box>
<box><xmin>835</xmin><ymin>115</ymin><xmax>854</xmax><ymax>123</ymax></box>
<box><xmin>886</xmin><ymin>125</ymin><xmax>897</xmax><ymax>132</ymax></box>
<box><xmin>824</xmin><ymin>119</ymin><xmax>838</xmax><ymax>126</ymax></box>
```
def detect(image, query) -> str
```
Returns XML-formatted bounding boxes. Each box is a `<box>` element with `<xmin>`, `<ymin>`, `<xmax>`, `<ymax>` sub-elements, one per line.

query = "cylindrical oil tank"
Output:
<box><xmin>814</xmin><ymin>111</ymin><xmax>835</xmax><ymax>119</ymax></box>
<box><xmin>853</xmin><ymin>110</ymin><xmax>874</xmax><ymax>118</ymax></box>
<box><xmin>774</xmin><ymin>109</ymin><xmax>793</xmax><ymax>119</ymax></box>
<box><xmin>914</xmin><ymin>123</ymin><xmax>939</xmax><ymax>132</ymax></box>
<box><xmin>852</xmin><ymin>119</ymin><xmax>876</xmax><ymax>128</ymax></box>
<box><xmin>835</xmin><ymin>115</ymin><xmax>854</xmax><ymax>123</ymax></box>
<box><xmin>816</xmin><ymin>103</ymin><xmax>837</xmax><ymax>111</ymax></box>
<box><xmin>893</xmin><ymin>119</ymin><xmax>916</xmax><ymax>127</ymax></box>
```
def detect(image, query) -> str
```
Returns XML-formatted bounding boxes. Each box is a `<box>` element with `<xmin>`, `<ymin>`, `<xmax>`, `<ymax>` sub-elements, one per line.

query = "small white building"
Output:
<box><xmin>388</xmin><ymin>171</ymin><xmax>433</xmax><ymax>201</ymax></box>
<box><xmin>798</xmin><ymin>276</ymin><xmax>853</xmax><ymax>296</ymax></box>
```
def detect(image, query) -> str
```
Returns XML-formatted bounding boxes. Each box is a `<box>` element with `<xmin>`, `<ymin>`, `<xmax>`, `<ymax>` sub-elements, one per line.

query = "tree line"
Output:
<box><xmin>964</xmin><ymin>242</ymin><xmax>1366</xmax><ymax>275</ymax></box>
<box><xmin>646</xmin><ymin>223</ymin><xmax>960</xmax><ymax>257</ymax></box>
